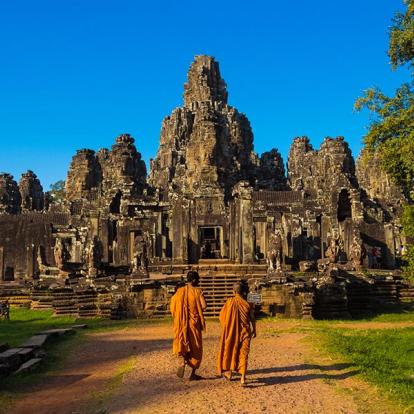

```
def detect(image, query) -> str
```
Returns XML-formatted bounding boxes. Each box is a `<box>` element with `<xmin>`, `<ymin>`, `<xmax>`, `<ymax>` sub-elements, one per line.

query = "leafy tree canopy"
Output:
<box><xmin>355</xmin><ymin>0</ymin><xmax>414</xmax><ymax>199</ymax></box>
<box><xmin>355</xmin><ymin>1</ymin><xmax>414</xmax><ymax>279</ymax></box>
<box><xmin>49</xmin><ymin>180</ymin><xmax>65</xmax><ymax>202</ymax></box>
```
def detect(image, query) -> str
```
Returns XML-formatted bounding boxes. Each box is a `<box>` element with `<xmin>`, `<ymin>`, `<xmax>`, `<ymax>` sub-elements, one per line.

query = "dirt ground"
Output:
<box><xmin>7</xmin><ymin>320</ymin><xmax>400</xmax><ymax>414</ymax></box>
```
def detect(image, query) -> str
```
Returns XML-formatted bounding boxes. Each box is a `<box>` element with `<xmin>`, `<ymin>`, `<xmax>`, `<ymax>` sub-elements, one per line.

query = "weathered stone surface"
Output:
<box><xmin>184</xmin><ymin>55</ymin><xmax>228</xmax><ymax>108</ymax></box>
<box><xmin>21</xmin><ymin>334</ymin><xmax>49</xmax><ymax>348</ymax></box>
<box><xmin>38</xmin><ymin>328</ymin><xmax>74</xmax><ymax>336</ymax></box>
<box><xmin>149</xmin><ymin>55</ymin><xmax>257</xmax><ymax>199</ymax></box>
<box><xmin>0</xmin><ymin>348</ymin><xmax>25</xmax><ymax>370</ymax></box>
<box><xmin>255</xmin><ymin>148</ymin><xmax>288</xmax><ymax>190</ymax></box>
<box><xmin>102</xmin><ymin>133</ymin><xmax>147</xmax><ymax>198</ymax></box>
<box><xmin>19</xmin><ymin>170</ymin><xmax>44</xmax><ymax>211</ymax></box>
<box><xmin>65</xmin><ymin>149</ymin><xmax>101</xmax><ymax>201</ymax></box>
<box><xmin>13</xmin><ymin>357</ymin><xmax>42</xmax><ymax>375</ymax></box>
<box><xmin>71</xmin><ymin>324</ymin><xmax>88</xmax><ymax>329</ymax></box>
<box><xmin>0</xmin><ymin>173</ymin><xmax>21</xmax><ymax>214</ymax></box>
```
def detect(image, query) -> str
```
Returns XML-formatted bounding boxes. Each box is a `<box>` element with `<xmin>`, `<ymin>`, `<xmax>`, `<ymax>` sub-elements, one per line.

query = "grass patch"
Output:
<box><xmin>0</xmin><ymin>307</ymin><xmax>172</xmax><ymax>347</ymax></box>
<box><xmin>90</xmin><ymin>355</ymin><xmax>138</xmax><ymax>412</ymax></box>
<box><xmin>361</xmin><ymin>310</ymin><xmax>414</xmax><ymax>323</ymax></box>
<box><xmin>263</xmin><ymin>310</ymin><xmax>414</xmax><ymax>411</ymax></box>
<box><xmin>0</xmin><ymin>308</ymin><xmax>81</xmax><ymax>347</ymax></box>
<box><xmin>322</xmin><ymin>327</ymin><xmax>414</xmax><ymax>410</ymax></box>
<box><xmin>0</xmin><ymin>308</ymin><xmax>171</xmax><ymax>413</ymax></box>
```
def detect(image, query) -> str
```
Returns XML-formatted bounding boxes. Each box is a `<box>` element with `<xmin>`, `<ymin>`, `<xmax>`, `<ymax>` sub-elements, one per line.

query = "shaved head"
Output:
<box><xmin>187</xmin><ymin>270</ymin><xmax>200</xmax><ymax>286</ymax></box>
<box><xmin>233</xmin><ymin>283</ymin><xmax>243</xmax><ymax>295</ymax></box>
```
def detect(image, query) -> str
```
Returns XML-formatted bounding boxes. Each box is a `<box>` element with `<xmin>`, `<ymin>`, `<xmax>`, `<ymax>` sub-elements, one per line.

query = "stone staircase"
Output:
<box><xmin>200</xmin><ymin>272</ymin><xmax>242</xmax><ymax>317</ymax></box>
<box><xmin>347</xmin><ymin>277</ymin><xmax>403</xmax><ymax>316</ymax></box>
<box><xmin>0</xmin><ymin>283</ymin><xmax>31</xmax><ymax>307</ymax></box>
<box><xmin>31</xmin><ymin>289</ymin><xmax>54</xmax><ymax>310</ymax></box>
<box><xmin>52</xmin><ymin>288</ymin><xmax>78</xmax><ymax>316</ymax></box>
<box><xmin>197</xmin><ymin>262</ymin><xmax>268</xmax><ymax>317</ymax></box>
<box><xmin>399</xmin><ymin>282</ymin><xmax>414</xmax><ymax>303</ymax></box>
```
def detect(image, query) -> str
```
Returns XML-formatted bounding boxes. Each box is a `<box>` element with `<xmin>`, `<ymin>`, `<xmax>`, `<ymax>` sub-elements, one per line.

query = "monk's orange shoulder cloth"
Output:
<box><xmin>217</xmin><ymin>294</ymin><xmax>252</xmax><ymax>375</ymax></box>
<box><xmin>170</xmin><ymin>285</ymin><xmax>206</xmax><ymax>365</ymax></box>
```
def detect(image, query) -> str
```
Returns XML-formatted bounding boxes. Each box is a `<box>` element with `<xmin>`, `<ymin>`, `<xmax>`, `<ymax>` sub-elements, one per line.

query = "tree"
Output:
<box><xmin>355</xmin><ymin>0</ymin><xmax>414</xmax><ymax>279</ymax></box>
<box><xmin>49</xmin><ymin>180</ymin><xmax>66</xmax><ymax>202</ymax></box>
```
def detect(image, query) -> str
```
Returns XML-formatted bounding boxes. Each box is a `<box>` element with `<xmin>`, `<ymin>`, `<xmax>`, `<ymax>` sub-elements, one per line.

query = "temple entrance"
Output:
<box><xmin>199</xmin><ymin>226</ymin><xmax>222</xmax><ymax>259</ymax></box>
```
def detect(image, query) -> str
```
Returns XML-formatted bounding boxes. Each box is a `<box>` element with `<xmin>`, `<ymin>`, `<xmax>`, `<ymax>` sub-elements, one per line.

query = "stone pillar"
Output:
<box><xmin>181</xmin><ymin>198</ymin><xmax>190</xmax><ymax>264</ymax></box>
<box><xmin>188</xmin><ymin>200</ymin><xmax>198</xmax><ymax>264</ymax></box>
<box><xmin>234</xmin><ymin>182</ymin><xmax>254</xmax><ymax>264</ymax></box>
<box><xmin>26</xmin><ymin>244</ymin><xmax>36</xmax><ymax>280</ymax></box>
<box><xmin>100</xmin><ymin>218</ymin><xmax>109</xmax><ymax>263</ymax></box>
<box><xmin>321</xmin><ymin>216</ymin><xmax>331</xmax><ymax>258</ymax></box>
<box><xmin>384</xmin><ymin>224</ymin><xmax>396</xmax><ymax>268</ymax></box>
<box><xmin>0</xmin><ymin>247</ymin><xmax>4</xmax><ymax>281</ymax></box>
<box><xmin>171</xmin><ymin>202</ymin><xmax>182</xmax><ymax>262</ymax></box>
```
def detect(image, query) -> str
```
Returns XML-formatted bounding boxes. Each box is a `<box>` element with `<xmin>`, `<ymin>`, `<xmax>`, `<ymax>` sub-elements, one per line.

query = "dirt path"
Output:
<box><xmin>8</xmin><ymin>321</ymin><xmax>397</xmax><ymax>414</ymax></box>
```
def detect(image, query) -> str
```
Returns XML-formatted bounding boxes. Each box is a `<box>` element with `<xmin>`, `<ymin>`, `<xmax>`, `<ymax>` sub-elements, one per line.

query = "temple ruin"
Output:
<box><xmin>1</xmin><ymin>55</ymin><xmax>413</xmax><ymax>318</ymax></box>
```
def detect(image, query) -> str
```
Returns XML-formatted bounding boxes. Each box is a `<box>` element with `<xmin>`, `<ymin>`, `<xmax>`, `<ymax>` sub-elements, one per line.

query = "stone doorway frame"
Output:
<box><xmin>198</xmin><ymin>226</ymin><xmax>223</xmax><ymax>260</ymax></box>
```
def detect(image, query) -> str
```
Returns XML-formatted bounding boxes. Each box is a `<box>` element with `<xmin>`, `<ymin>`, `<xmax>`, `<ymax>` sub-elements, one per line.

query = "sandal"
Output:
<box><xmin>189</xmin><ymin>373</ymin><xmax>203</xmax><ymax>381</ymax></box>
<box><xmin>177</xmin><ymin>364</ymin><xmax>186</xmax><ymax>378</ymax></box>
<box><xmin>222</xmin><ymin>372</ymin><xmax>232</xmax><ymax>381</ymax></box>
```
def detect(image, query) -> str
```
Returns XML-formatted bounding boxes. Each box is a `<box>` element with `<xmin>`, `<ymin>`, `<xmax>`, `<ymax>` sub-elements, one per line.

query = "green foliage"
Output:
<box><xmin>356</xmin><ymin>1</ymin><xmax>414</xmax><ymax>280</ymax></box>
<box><xmin>402</xmin><ymin>204</ymin><xmax>414</xmax><ymax>236</ymax></box>
<box><xmin>354</xmin><ymin>83</ymin><xmax>414</xmax><ymax>197</ymax></box>
<box><xmin>389</xmin><ymin>1</ymin><xmax>414</xmax><ymax>69</ymax></box>
<box><xmin>401</xmin><ymin>205</ymin><xmax>414</xmax><ymax>281</ymax></box>
<box><xmin>323</xmin><ymin>328</ymin><xmax>414</xmax><ymax>408</ymax></box>
<box><xmin>354</xmin><ymin>1</ymin><xmax>414</xmax><ymax>197</ymax></box>
<box><xmin>49</xmin><ymin>179</ymin><xmax>65</xmax><ymax>202</ymax></box>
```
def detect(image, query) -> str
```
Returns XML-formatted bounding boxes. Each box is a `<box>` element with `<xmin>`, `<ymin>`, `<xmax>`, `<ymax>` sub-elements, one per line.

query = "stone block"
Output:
<box><xmin>20</xmin><ymin>334</ymin><xmax>49</xmax><ymax>348</ymax></box>
<box><xmin>13</xmin><ymin>358</ymin><xmax>42</xmax><ymax>375</ymax></box>
<box><xmin>71</xmin><ymin>324</ymin><xmax>88</xmax><ymax>329</ymax></box>
<box><xmin>38</xmin><ymin>328</ymin><xmax>74</xmax><ymax>336</ymax></box>
<box><xmin>17</xmin><ymin>347</ymin><xmax>35</xmax><ymax>362</ymax></box>
<box><xmin>0</xmin><ymin>348</ymin><xmax>25</xmax><ymax>370</ymax></box>
<box><xmin>0</xmin><ymin>342</ymin><xmax>9</xmax><ymax>352</ymax></box>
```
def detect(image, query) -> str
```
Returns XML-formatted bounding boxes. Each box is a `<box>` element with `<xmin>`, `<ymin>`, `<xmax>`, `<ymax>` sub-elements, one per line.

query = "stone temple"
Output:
<box><xmin>0</xmin><ymin>55</ymin><xmax>413</xmax><ymax>318</ymax></box>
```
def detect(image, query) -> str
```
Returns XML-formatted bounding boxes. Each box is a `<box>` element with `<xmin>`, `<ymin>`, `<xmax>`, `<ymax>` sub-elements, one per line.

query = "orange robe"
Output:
<box><xmin>217</xmin><ymin>294</ymin><xmax>252</xmax><ymax>375</ymax></box>
<box><xmin>170</xmin><ymin>284</ymin><xmax>206</xmax><ymax>369</ymax></box>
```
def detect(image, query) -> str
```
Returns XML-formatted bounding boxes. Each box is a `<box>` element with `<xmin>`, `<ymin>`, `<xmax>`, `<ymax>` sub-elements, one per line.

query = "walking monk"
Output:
<box><xmin>217</xmin><ymin>282</ymin><xmax>256</xmax><ymax>386</ymax></box>
<box><xmin>170</xmin><ymin>270</ymin><xmax>207</xmax><ymax>380</ymax></box>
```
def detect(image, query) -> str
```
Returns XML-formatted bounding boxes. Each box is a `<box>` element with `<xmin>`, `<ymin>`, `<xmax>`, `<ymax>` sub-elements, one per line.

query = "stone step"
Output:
<box><xmin>38</xmin><ymin>328</ymin><xmax>74</xmax><ymax>336</ymax></box>
<box><xmin>21</xmin><ymin>334</ymin><xmax>49</xmax><ymax>348</ymax></box>
<box><xmin>71</xmin><ymin>324</ymin><xmax>88</xmax><ymax>329</ymax></box>
<box><xmin>0</xmin><ymin>343</ymin><xmax>9</xmax><ymax>353</ymax></box>
<box><xmin>13</xmin><ymin>358</ymin><xmax>43</xmax><ymax>375</ymax></box>
<box><xmin>17</xmin><ymin>347</ymin><xmax>35</xmax><ymax>362</ymax></box>
<box><xmin>0</xmin><ymin>348</ymin><xmax>26</xmax><ymax>370</ymax></box>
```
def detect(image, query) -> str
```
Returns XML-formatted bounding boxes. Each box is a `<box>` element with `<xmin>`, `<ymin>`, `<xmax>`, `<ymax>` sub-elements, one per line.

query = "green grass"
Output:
<box><xmin>263</xmin><ymin>309</ymin><xmax>414</xmax><ymax>411</ymax></box>
<box><xmin>321</xmin><ymin>327</ymin><xmax>414</xmax><ymax>410</ymax></box>
<box><xmin>0</xmin><ymin>308</ymin><xmax>81</xmax><ymax>347</ymax></box>
<box><xmin>360</xmin><ymin>309</ymin><xmax>414</xmax><ymax>323</ymax></box>
<box><xmin>0</xmin><ymin>308</ymin><xmax>171</xmax><ymax>413</ymax></box>
<box><xmin>0</xmin><ymin>307</ymin><xmax>171</xmax><ymax>347</ymax></box>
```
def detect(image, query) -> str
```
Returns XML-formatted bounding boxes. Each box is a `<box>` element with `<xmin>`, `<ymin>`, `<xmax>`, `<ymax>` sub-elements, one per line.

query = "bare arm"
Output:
<box><xmin>200</xmin><ymin>290</ymin><xmax>207</xmax><ymax>311</ymax></box>
<box><xmin>250</xmin><ymin>305</ymin><xmax>257</xmax><ymax>338</ymax></box>
<box><xmin>170</xmin><ymin>293</ymin><xmax>176</xmax><ymax>316</ymax></box>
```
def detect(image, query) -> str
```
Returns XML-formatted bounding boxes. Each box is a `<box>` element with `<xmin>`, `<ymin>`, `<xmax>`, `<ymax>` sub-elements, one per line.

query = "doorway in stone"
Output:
<box><xmin>199</xmin><ymin>226</ymin><xmax>222</xmax><ymax>259</ymax></box>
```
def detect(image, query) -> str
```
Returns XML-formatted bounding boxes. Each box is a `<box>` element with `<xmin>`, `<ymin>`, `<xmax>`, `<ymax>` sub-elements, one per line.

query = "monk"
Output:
<box><xmin>170</xmin><ymin>270</ymin><xmax>207</xmax><ymax>380</ymax></box>
<box><xmin>217</xmin><ymin>282</ymin><xmax>256</xmax><ymax>386</ymax></box>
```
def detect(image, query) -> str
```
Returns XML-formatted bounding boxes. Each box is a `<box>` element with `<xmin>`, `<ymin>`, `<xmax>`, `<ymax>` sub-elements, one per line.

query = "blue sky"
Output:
<box><xmin>0</xmin><ymin>0</ymin><xmax>410</xmax><ymax>189</ymax></box>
